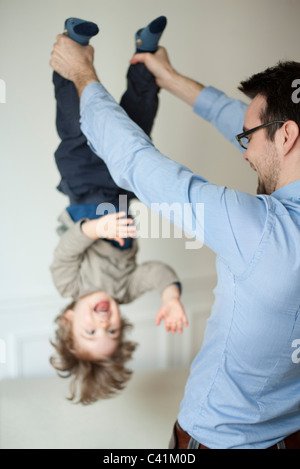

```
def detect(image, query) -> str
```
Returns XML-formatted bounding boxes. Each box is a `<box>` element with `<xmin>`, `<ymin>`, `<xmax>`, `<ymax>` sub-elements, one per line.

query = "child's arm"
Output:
<box><xmin>50</xmin><ymin>220</ymin><xmax>95</xmax><ymax>298</ymax></box>
<box><xmin>156</xmin><ymin>283</ymin><xmax>188</xmax><ymax>334</ymax></box>
<box><xmin>126</xmin><ymin>261</ymin><xmax>187</xmax><ymax>333</ymax></box>
<box><xmin>51</xmin><ymin>212</ymin><xmax>137</xmax><ymax>297</ymax></box>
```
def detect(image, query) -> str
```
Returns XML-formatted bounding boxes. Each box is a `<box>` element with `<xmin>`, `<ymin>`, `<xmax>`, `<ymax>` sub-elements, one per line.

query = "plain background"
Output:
<box><xmin>0</xmin><ymin>0</ymin><xmax>300</xmax><ymax>303</ymax></box>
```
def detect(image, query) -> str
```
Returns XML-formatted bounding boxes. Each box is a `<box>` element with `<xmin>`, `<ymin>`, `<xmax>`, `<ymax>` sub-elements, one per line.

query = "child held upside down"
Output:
<box><xmin>49</xmin><ymin>17</ymin><xmax>188</xmax><ymax>404</ymax></box>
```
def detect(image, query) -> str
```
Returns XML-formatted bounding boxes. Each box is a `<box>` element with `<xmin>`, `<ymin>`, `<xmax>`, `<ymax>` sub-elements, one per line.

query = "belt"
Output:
<box><xmin>170</xmin><ymin>421</ymin><xmax>300</xmax><ymax>450</ymax></box>
<box><xmin>169</xmin><ymin>422</ymin><xmax>209</xmax><ymax>449</ymax></box>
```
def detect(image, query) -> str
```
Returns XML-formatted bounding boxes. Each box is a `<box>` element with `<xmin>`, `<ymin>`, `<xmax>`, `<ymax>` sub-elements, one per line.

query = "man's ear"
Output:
<box><xmin>64</xmin><ymin>309</ymin><xmax>74</xmax><ymax>323</ymax></box>
<box><xmin>282</xmin><ymin>120</ymin><xmax>300</xmax><ymax>155</ymax></box>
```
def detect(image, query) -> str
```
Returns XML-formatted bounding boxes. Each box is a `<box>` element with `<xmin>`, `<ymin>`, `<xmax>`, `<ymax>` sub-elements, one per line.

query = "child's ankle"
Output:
<box><xmin>135</xmin><ymin>16</ymin><xmax>167</xmax><ymax>53</ymax></box>
<box><xmin>64</xmin><ymin>17</ymin><xmax>99</xmax><ymax>45</ymax></box>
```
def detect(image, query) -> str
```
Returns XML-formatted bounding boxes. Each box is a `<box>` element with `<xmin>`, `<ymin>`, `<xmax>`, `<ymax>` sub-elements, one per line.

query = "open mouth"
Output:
<box><xmin>94</xmin><ymin>300</ymin><xmax>110</xmax><ymax>314</ymax></box>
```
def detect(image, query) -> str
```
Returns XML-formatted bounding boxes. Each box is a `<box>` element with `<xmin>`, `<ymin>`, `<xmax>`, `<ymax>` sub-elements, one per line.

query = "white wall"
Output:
<box><xmin>1</xmin><ymin>0</ymin><xmax>300</xmax><ymax>377</ymax></box>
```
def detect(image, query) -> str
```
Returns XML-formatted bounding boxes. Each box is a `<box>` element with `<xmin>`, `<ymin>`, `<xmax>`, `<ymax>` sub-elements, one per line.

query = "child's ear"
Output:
<box><xmin>64</xmin><ymin>309</ymin><xmax>74</xmax><ymax>323</ymax></box>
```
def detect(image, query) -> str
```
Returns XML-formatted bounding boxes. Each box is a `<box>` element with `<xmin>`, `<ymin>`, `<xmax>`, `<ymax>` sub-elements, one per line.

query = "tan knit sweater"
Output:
<box><xmin>50</xmin><ymin>210</ymin><xmax>181</xmax><ymax>303</ymax></box>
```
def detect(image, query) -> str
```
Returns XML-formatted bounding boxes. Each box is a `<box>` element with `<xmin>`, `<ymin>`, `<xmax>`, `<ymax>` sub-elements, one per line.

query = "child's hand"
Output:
<box><xmin>81</xmin><ymin>212</ymin><xmax>136</xmax><ymax>246</ymax></box>
<box><xmin>96</xmin><ymin>212</ymin><xmax>136</xmax><ymax>246</ymax></box>
<box><xmin>156</xmin><ymin>297</ymin><xmax>188</xmax><ymax>334</ymax></box>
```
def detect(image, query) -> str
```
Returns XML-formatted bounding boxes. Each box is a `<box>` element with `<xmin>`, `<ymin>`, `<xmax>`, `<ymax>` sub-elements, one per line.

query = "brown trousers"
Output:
<box><xmin>169</xmin><ymin>421</ymin><xmax>300</xmax><ymax>450</ymax></box>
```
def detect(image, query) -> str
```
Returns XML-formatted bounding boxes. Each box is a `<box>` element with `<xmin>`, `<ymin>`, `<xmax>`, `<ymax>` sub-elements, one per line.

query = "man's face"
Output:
<box><xmin>65</xmin><ymin>291</ymin><xmax>122</xmax><ymax>360</ymax></box>
<box><xmin>243</xmin><ymin>94</ymin><xmax>281</xmax><ymax>195</ymax></box>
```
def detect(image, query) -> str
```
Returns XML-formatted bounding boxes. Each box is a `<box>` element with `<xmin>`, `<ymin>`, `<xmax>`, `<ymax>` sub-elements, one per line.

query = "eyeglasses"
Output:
<box><xmin>235</xmin><ymin>121</ymin><xmax>286</xmax><ymax>150</ymax></box>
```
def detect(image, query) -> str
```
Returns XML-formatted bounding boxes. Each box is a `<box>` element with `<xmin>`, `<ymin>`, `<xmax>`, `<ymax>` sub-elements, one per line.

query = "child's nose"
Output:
<box><xmin>96</xmin><ymin>314</ymin><xmax>111</xmax><ymax>326</ymax></box>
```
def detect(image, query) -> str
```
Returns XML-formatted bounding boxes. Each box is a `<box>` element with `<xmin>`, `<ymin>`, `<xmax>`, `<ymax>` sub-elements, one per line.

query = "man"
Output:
<box><xmin>50</xmin><ymin>37</ymin><xmax>300</xmax><ymax>448</ymax></box>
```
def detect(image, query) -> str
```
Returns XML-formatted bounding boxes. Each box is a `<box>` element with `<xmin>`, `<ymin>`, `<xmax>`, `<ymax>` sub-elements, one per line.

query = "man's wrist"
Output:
<box><xmin>74</xmin><ymin>69</ymin><xmax>100</xmax><ymax>97</ymax></box>
<box><xmin>162</xmin><ymin>68</ymin><xmax>181</xmax><ymax>93</ymax></box>
<box><xmin>166</xmin><ymin>71</ymin><xmax>205</xmax><ymax>107</ymax></box>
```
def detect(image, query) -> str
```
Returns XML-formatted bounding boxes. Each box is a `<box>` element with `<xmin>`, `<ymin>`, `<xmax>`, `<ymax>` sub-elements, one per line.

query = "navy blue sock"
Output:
<box><xmin>64</xmin><ymin>17</ymin><xmax>99</xmax><ymax>45</ymax></box>
<box><xmin>135</xmin><ymin>16</ymin><xmax>167</xmax><ymax>53</ymax></box>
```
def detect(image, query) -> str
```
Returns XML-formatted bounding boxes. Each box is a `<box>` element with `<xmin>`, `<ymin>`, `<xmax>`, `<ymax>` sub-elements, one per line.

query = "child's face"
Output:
<box><xmin>65</xmin><ymin>291</ymin><xmax>122</xmax><ymax>360</ymax></box>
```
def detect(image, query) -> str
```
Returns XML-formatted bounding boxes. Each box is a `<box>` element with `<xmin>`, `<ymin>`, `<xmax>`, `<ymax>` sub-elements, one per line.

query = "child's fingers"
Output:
<box><xmin>117</xmin><ymin>224</ymin><xmax>136</xmax><ymax>232</ymax></box>
<box><xmin>116</xmin><ymin>227</ymin><xmax>137</xmax><ymax>238</ymax></box>
<box><xmin>177</xmin><ymin>316</ymin><xmax>188</xmax><ymax>333</ymax></box>
<box><xmin>171</xmin><ymin>321</ymin><xmax>179</xmax><ymax>334</ymax></box>
<box><xmin>115</xmin><ymin>211</ymin><xmax>127</xmax><ymax>218</ymax></box>
<box><xmin>117</xmin><ymin>217</ymin><xmax>135</xmax><ymax>226</ymax></box>
<box><xmin>117</xmin><ymin>225</ymin><xmax>136</xmax><ymax>235</ymax></box>
<box><xmin>117</xmin><ymin>233</ymin><xmax>136</xmax><ymax>239</ymax></box>
<box><xmin>102</xmin><ymin>211</ymin><xmax>126</xmax><ymax>222</ymax></box>
<box><xmin>156</xmin><ymin>308</ymin><xmax>166</xmax><ymax>326</ymax></box>
<box><xmin>166</xmin><ymin>318</ymin><xmax>186</xmax><ymax>334</ymax></box>
<box><xmin>115</xmin><ymin>212</ymin><xmax>135</xmax><ymax>225</ymax></box>
<box><xmin>156</xmin><ymin>315</ymin><xmax>164</xmax><ymax>326</ymax></box>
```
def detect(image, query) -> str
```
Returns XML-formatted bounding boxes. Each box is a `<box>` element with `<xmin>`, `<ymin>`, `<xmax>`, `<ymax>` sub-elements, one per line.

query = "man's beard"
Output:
<box><xmin>256</xmin><ymin>146</ymin><xmax>281</xmax><ymax>195</ymax></box>
<box><xmin>256</xmin><ymin>178</ymin><xmax>268</xmax><ymax>195</ymax></box>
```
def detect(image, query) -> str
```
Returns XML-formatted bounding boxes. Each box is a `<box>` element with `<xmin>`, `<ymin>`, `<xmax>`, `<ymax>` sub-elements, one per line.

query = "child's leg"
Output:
<box><xmin>53</xmin><ymin>17</ymin><xmax>166</xmax><ymax>208</ymax></box>
<box><xmin>119</xmin><ymin>16</ymin><xmax>167</xmax><ymax>136</ymax></box>
<box><xmin>135</xmin><ymin>16</ymin><xmax>167</xmax><ymax>54</ymax></box>
<box><xmin>120</xmin><ymin>64</ymin><xmax>159</xmax><ymax>136</ymax></box>
<box><xmin>53</xmin><ymin>72</ymin><xmax>130</xmax><ymax>207</ymax></box>
<box><xmin>53</xmin><ymin>17</ymin><xmax>134</xmax><ymax>207</ymax></box>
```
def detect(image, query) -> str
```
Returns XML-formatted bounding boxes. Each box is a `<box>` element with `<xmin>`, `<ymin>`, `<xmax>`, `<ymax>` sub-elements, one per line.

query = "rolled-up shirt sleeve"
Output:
<box><xmin>80</xmin><ymin>82</ymin><xmax>267</xmax><ymax>276</ymax></box>
<box><xmin>194</xmin><ymin>86</ymin><xmax>248</xmax><ymax>151</ymax></box>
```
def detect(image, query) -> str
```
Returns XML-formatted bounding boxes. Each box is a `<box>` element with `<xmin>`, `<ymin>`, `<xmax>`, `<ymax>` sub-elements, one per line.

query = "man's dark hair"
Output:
<box><xmin>238</xmin><ymin>61</ymin><xmax>300</xmax><ymax>140</ymax></box>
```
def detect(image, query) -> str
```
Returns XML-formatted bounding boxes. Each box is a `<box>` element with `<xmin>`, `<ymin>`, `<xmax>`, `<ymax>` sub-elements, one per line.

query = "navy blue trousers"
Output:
<box><xmin>53</xmin><ymin>64</ymin><xmax>160</xmax><ymax>208</ymax></box>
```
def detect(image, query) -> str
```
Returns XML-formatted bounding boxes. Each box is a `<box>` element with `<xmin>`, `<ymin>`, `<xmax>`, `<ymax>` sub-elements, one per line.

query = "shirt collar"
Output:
<box><xmin>271</xmin><ymin>180</ymin><xmax>300</xmax><ymax>201</ymax></box>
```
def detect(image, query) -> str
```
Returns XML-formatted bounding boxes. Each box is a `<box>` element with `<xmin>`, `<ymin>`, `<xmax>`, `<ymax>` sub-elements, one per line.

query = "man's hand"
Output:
<box><xmin>50</xmin><ymin>34</ymin><xmax>99</xmax><ymax>95</ymax></box>
<box><xmin>130</xmin><ymin>46</ymin><xmax>204</xmax><ymax>107</ymax></box>
<box><xmin>81</xmin><ymin>212</ymin><xmax>136</xmax><ymax>247</ymax></box>
<box><xmin>130</xmin><ymin>46</ymin><xmax>176</xmax><ymax>90</ymax></box>
<box><xmin>156</xmin><ymin>284</ymin><xmax>188</xmax><ymax>334</ymax></box>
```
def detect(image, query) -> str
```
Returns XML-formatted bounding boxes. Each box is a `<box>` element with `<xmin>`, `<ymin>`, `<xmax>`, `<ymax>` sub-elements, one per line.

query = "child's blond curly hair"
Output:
<box><xmin>50</xmin><ymin>300</ymin><xmax>138</xmax><ymax>405</ymax></box>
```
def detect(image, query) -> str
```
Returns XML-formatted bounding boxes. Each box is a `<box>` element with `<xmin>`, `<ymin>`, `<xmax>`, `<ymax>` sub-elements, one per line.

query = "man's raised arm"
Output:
<box><xmin>130</xmin><ymin>46</ymin><xmax>247</xmax><ymax>149</ymax></box>
<box><xmin>50</xmin><ymin>35</ymin><xmax>266</xmax><ymax>276</ymax></box>
<box><xmin>130</xmin><ymin>46</ymin><xmax>205</xmax><ymax>107</ymax></box>
<box><xmin>50</xmin><ymin>34</ymin><xmax>99</xmax><ymax>97</ymax></box>
<box><xmin>50</xmin><ymin>36</ymin><xmax>246</xmax><ymax>148</ymax></box>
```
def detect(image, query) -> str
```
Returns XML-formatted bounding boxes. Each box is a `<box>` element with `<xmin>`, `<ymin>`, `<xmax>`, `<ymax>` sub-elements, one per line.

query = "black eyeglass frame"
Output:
<box><xmin>235</xmin><ymin>120</ymin><xmax>286</xmax><ymax>150</ymax></box>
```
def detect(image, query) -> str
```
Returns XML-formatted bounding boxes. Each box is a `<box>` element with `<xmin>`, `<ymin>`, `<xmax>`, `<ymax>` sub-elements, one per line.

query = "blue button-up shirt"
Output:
<box><xmin>80</xmin><ymin>82</ymin><xmax>300</xmax><ymax>449</ymax></box>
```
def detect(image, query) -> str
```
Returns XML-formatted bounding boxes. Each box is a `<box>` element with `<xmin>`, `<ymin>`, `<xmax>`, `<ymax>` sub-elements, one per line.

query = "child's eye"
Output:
<box><xmin>108</xmin><ymin>329</ymin><xmax>120</xmax><ymax>336</ymax></box>
<box><xmin>87</xmin><ymin>329</ymin><xmax>95</xmax><ymax>335</ymax></box>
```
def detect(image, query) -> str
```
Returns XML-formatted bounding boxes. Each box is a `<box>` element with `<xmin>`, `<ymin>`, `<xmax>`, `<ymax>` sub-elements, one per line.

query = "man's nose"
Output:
<box><xmin>243</xmin><ymin>150</ymin><xmax>249</xmax><ymax>162</ymax></box>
